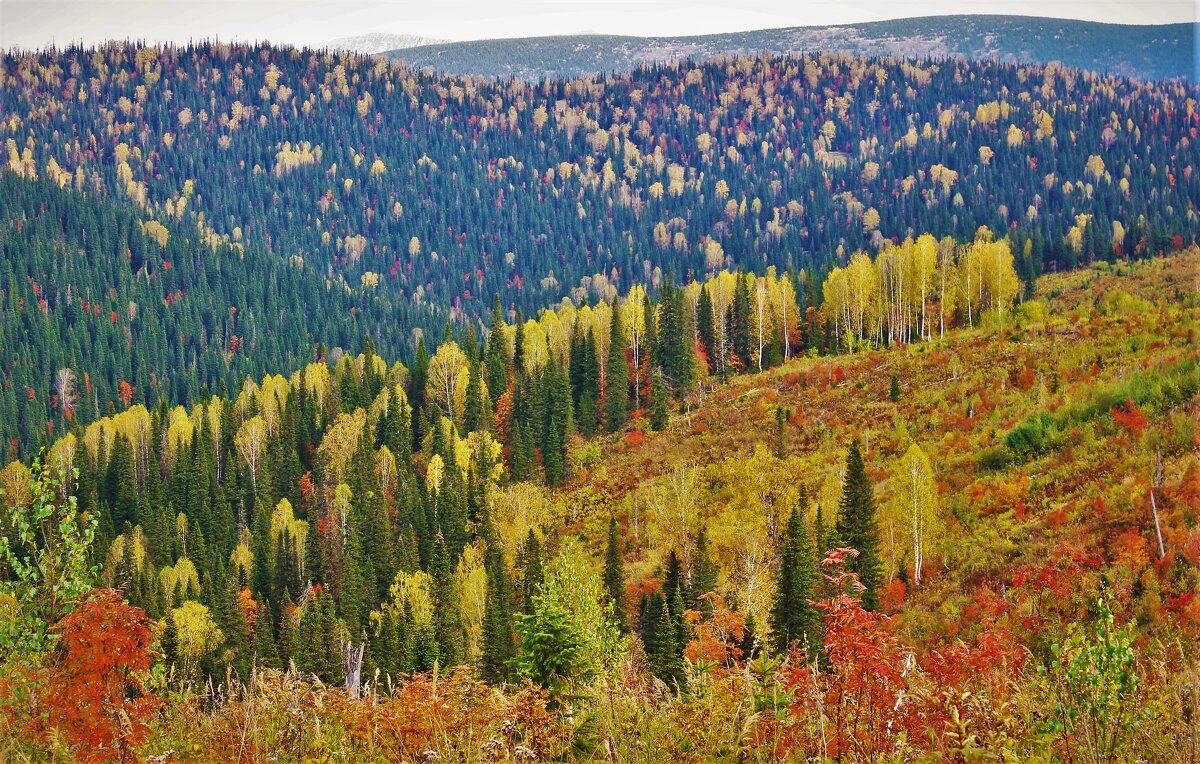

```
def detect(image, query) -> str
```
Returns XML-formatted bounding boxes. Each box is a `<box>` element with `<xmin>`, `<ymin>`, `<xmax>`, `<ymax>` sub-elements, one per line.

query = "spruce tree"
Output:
<box><xmin>604</xmin><ymin>301</ymin><xmax>629</xmax><ymax>432</ymax></box>
<box><xmin>769</xmin><ymin>506</ymin><xmax>822</xmax><ymax>656</ymax></box>
<box><xmin>480</xmin><ymin>524</ymin><xmax>516</xmax><ymax>682</ymax></box>
<box><xmin>648</xmin><ymin>369</ymin><xmax>669</xmax><ymax>431</ymax></box>
<box><xmin>691</xmin><ymin>527</ymin><xmax>718</xmax><ymax>610</ymax></box>
<box><xmin>835</xmin><ymin>440</ymin><xmax>883</xmax><ymax>610</ymax></box>
<box><xmin>518</xmin><ymin>529</ymin><xmax>544</xmax><ymax>613</ymax></box>
<box><xmin>732</xmin><ymin>271</ymin><xmax>752</xmax><ymax>368</ymax></box>
<box><xmin>697</xmin><ymin>286</ymin><xmax>717</xmax><ymax>374</ymax></box>
<box><xmin>602</xmin><ymin>517</ymin><xmax>625</xmax><ymax>628</ymax></box>
<box><xmin>485</xmin><ymin>295</ymin><xmax>510</xmax><ymax>403</ymax></box>
<box><xmin>253</xmin><ymin>603</ymin><xmax>281</xmax><ymax>670</ymax></box>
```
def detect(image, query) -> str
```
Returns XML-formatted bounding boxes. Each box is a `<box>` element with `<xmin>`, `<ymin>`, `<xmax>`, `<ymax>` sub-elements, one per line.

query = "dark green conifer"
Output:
<box><xmin>602</xmin><ymin>517</ymin><xmax>625</xmax><ymax>628</ymax></box>
<box><xmin>835</xmin><ymin>440</ymin><xmax>883</xmax><ymax>610</ymax></box>
<box><xmin>604</xmin><ymin>302</ymin><xmax>629</xmax><ymax>432</ymax></box>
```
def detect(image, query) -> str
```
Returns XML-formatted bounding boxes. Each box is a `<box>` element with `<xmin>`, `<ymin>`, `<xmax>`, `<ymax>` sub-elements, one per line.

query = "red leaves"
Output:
<box><xmin>774</xmin><ymin>550</ymin><xmax>910</xmax><ymax>761</ymax></box>
<box><xmin>683</xmin><ymin>593</ymin><xmax>746</xmax><ymax>669</ymax></box>
<box><xmin>40</xmin><ymin>589</ymin><xmax>159</xmax><ymax>763</ymax></box>
<box><xmin>117</xmin><ymin>380</ymin><xmax>134</xmax><ymax>408</ymax></box>
<box><xmin>1111</xmin><ymin>399</ymin><xmax>1148</xmax><ymax>437</ymax></box>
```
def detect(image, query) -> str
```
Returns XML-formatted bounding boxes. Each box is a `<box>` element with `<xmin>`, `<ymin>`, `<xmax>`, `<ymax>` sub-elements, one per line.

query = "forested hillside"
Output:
<box><xmin>392</xmin><ymin>15</ymin><xmax>1197</xmax><ymax>82</ymax></box>
<box><xmin>0</xmin><ymin>174</ymin><xmax>440</xmax><ymax>459</ymax></box>
<box><xmin>3</xmin><ymin>43</ymin><xmax>1196</xmax><ymax>457</ymax></box>
<box><xmin>1</xmin><ymin>233</ymin><xmax>1197</xmax><ymax>761</ymax></box>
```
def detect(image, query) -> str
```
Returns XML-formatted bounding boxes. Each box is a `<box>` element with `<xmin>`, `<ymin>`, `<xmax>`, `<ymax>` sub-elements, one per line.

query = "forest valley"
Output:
<box><xmin>2</xmin><ymin>43</ymin><xmax>1198</xmax><ymax>456</ymax></box>
<box><xmin>0</xmin><ymin>233</ymin><xmax>1197</xmax><ymax>761</ymax></box>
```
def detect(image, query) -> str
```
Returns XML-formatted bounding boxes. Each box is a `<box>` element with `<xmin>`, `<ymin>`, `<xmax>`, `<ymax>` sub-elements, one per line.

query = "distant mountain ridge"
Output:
<box><xmin>327</xmin><ymin>32</ymin><xmax>449</xmax><ymax>55</ymax></box>
<box><xmin>386</xmin><ymin>15</ymin><xmax>1196</xmax><ymax>81</ymax></box>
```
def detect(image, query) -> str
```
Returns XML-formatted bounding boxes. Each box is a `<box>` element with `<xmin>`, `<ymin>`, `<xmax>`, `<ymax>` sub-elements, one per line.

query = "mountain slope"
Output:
<box><xmin>0</xmin><ymin>174</ymin><xmax>437</xmax><ymax>458</ymax></box>
<box><xmin>560</xmin><ymin>250</ymin><xmax>1199</xmax><ymax>644</ymax></box>
<box><xmin>4</xmin><ymin>43</ymin><xmax>1195</xmax><ymax>360</ymax></box>
<box><xmin>325</xmin><ymin>33</ymin><xmax>449</xmax><ymax>55</ymax></box>
<box><xmin>389</xmin><ymin>15</ymin><xmax>1196</xmax><ymax>81</ymax></box>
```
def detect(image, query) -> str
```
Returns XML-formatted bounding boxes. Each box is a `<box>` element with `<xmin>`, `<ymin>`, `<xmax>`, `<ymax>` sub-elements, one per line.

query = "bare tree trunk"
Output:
<box><xmin>1150</xmin><ymin>489</ymin><xmax>1165</xmax><ymax>560</ymax></box>
<box><xmin>344</xmin><ymin>641</ymin><xmax>365</xmax><ymax>699</ymax></box>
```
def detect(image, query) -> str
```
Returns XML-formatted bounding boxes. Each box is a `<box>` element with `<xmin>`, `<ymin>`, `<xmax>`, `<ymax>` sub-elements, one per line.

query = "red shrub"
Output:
<box><xmin>40</xmin><ymin>589</ymin><xmax>159</xmax><ymax>763</ymax></box>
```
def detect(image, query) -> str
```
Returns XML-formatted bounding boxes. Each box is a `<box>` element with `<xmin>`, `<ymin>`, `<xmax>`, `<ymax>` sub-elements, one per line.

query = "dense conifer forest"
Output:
<box><xmin>0</xmin><ymin>35</ymin><xmax>1198</xmax><ymax>763</ymax></box>
<box><xmin>2</xmin><ymin>43</ymin><xmax>1196</xmax><ymax>453</ymax></box>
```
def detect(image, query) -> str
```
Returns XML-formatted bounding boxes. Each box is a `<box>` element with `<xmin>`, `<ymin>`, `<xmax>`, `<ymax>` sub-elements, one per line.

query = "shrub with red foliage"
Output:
<box><xmin>623</xmin><ymin>429</ymin><xmax>646</xmax><ymax>447</ymax></box>
<box><xmin>1111</xmin><ymin>399</ymin><xmax>1148</xmax><ymax>437</ymax></box>
<box><xmin>775</xmin><ymin>549</ymin><xmax>910</xmax><ymax>761</ymax></box>
<box><xmin>37</xmin><ymin>589</ymin><xmax>159</xmax><ymax>763</ymax></box>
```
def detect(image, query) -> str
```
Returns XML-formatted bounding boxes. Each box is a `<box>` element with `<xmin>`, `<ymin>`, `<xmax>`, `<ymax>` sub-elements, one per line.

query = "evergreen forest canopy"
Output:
<box><xmin>1</xmin><ymin>43</ymin><xmax>1197</xmax><ymax>455</ymax></box>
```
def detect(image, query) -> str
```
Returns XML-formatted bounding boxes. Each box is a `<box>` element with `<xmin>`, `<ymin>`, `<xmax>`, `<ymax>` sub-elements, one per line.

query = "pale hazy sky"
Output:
<box><xmin>1</xmin><ymin>0</ymin><xmax>1195</xmax><ymax>50</ymax></box>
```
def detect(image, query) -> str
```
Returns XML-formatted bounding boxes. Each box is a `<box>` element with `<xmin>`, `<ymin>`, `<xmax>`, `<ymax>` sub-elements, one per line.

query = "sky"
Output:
<box><xmin>2</xmin><ymin>0</ymin><xmax>1195</xmax><ymax>50</ymax></box>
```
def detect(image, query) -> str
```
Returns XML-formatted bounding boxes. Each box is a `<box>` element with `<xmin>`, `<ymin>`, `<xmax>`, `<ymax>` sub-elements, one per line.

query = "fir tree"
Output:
<box><xmin>518</xmin><ymin>529</ymin><xmax>544</xmax><ymax>613</ymax></box>
<box><xmin>769</xmin><ymin>505</ymin><xmax>822</xmax><ymax>657</ymax></box>
<box><xmin>697</xmin><ymin>286</ymin><xmax>717</xmax><ymax>374</ymax></box>
<box><xmin>602</xmin><ymin>517</ymin><xmax>625</xmax><ymax>628</ymax></box>
<box><xmin>732</xmin><ymin>271</ymin><xmax>752</xmax><ymax>367</ymax></box>
<box><xmin>835</xmin><ymin>440</ymin><xmax>883</xmax><ymax>610</ymax></box>
<box><xmin>774</xmin><ymin>406</ymin><xmax>788</xmax><ymax>459</ymax></box>
<box><xmin>485</xmin><ymin>294</ymin><xmax>510</xmax><ymax>404</ymax></box>
<box><xmin>691</xmin><ymin>527</ymin><xmax>718</xmax><ymax>610</ymax></box>
<box><xmin>253</xmin><ymin>603</ymin><xmax>281</xmax><ymax>670</ymax></box>
<box><xmin>604</xmin><ymin>301</ymin><xmax>629</xmax><ymax>432</ymax></box>
<box><xmin>480</xmin><ymin>522</ymin><xmax>516</xmax><ymax>682</ymax></box>
<box><xmin>429</xmin><ymin>534</ymin><xmax>464</xmax><ymax>667</ymax></box>
<box><xmin>648</xmin><ymin>369</ymin><xmax>669</xmax><ymax>431</ymax></box>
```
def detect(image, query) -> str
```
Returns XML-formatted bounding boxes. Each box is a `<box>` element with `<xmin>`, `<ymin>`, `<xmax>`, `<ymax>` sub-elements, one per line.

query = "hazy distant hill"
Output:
<box><xmin>388</xmin><ymin>15</ymin><xmax>1195</xmax><ymax>81</ymax></box>
<box><xmin>327</xmin><ymin>32</ymin><xmax>449</xmax><ymax>55</ymax></box>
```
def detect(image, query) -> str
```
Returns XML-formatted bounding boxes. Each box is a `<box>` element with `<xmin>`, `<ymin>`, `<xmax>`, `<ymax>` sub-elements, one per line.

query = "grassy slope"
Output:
<box><xmin>557</xmin><ymin>250</ymin><xmax>1199</xmax><ymax>650</ymax></box>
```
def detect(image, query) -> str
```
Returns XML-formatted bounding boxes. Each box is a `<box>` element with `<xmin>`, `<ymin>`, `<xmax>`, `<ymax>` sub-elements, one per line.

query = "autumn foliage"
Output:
<box><xmin>27</xmin><ymin>589</ymin><xmax>159</xmax><ymax>763</ymax></box>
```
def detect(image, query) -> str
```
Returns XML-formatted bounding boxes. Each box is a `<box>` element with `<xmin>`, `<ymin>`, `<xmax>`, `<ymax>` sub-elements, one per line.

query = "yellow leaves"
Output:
<box><xmin>140</xmin><ymin>219</ymin><xmax>169</xmax><ymax>247</ymax></box>
<box><xmin>862</xmin><ymin>207</ymin><xmax>881</xmax><ymax>232</ymax></box>
<box><xmin>384</xmin><ymin>570</ymin><xmax>435</xmax><ymax>627</ymax></box>
<box><xmin>164</xmin><ymin>406</ymin><xmax>194</xmax><ymax>469</ymax></box>
<box><xmin>427</xmin><ymin>341</ymin><xmax>468</xmax><ymax>423</ymax></box>
<box><xmin>929</xmin><ymin>164</ymin><xmax>958</xmax><ymax>195</ymax></box>
<box><xmin>454</xmin><ymin>540</ymin><xmax>488</xmax><ymax>660</ymax></box>
<box><xmin>317</xmin><ymin>410</ymin><xmax>367</xmax><ymax>485</ymax></box>
<box><xmin>978</xmin><ymin>145</ymin><xmax>994</xmax><ymax>165</ymax></box>
<box><xmin>1006</xmin><ymin>124</ymin><xmax>1024</xmax><ymax>148</ymax></box>
<box><xmin>883</xmin><ymin>442</ymin><xmax>943</xmax><ymax>586</ymax></box>
<box><xmin>230</xmin><ymin>542</ymin><xmax>254</xmax><ymax>582</ymax></box>
<box><xmin>703</xmin><ymin>238</ymin><xmax>725</xmax><ymax>272</ymax></box>
<box><xmin>171</xmin><ymin>601</ymin><xmax>223</xmax><ymax>660</ymax></box>
<box><xmin>1085</xmin><ymin>154</ymin><xmax>1106</xmax><ymax>181</ymax></box>
<box><xmin>1035</xmin><ymin>109</ymin><xmax>1054</xmax><ymax>139</ymax></box>
<box><xmin>273</xmin><ymin>141</ymin><xmax>320</xmax><ymax>176</ymax></box>
<box><xmin>360</xmin><ymin>271</ymin><xmax>380</xmax><ymax>288</ymax></box>
<box><xmin>270</xmin><ymin>499</ymin><xmax>308</xmax><ymax>562</ymax></box>
<box><xmin>489</xmin><ymin>484</ymin><xmax>554</xmax><ymax>568</ymax></box>
<box><xmin>234</xmin><ymin>415</ymin><xmax>268</xmax><ymax>486</ymax></box>
<box><xmin>426</xmin><ymin>454</ymin><xmax>445</xmax><ymax>496</ymax></box>
<box><xmin>160</xmin><ymin>558</ymin><xmax>200</xmax><ymax>607</ymax></box>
